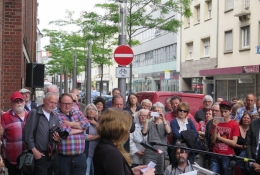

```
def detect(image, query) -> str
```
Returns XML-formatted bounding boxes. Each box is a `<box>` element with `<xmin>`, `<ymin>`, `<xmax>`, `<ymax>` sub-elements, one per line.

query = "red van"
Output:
<box><xmin>136</xmin><ymin>91</ymin><xmax>206</xmax><ymax>116</ymax></box>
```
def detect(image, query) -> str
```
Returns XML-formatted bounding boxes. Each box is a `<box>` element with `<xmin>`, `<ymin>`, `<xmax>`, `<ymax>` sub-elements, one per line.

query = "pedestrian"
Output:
<box><xmin>92</xmin><ymin>96</ymin><xmax>106</xmax><ymax>121</ymax></box>
<box><xmin>1</xmin><ymin>91</ymin><xmax>29</xmax><ymax>175</ymax></box>
<box><xmin>124</xmin><ymin>93</ymin><xmax>141</xmax><ymax>116</ymax></box>
<box><xmin>19</xmin><ymin>88</ymin><xmax>38</xmax><ymax>111</ymax></box>
<box><xmin>44</xmin><ymin>85</ymin><xmax>59</xmax><ymax>96</ymax></box>
<box><xmin>235</xmin><ymin>94</ymin><xmax>257</xmax><ymax>122</ymax></box>
<box><xmin>23</xmin><ymin>92</ymin><xmax>64</xmax><ymax>175</ymax></box>
<box><xmin>140</xmin><ymin>99</ymin><xmax>152</xmax><ymax>110</ymax></box>
<box><xmin>71</xmin><ymin>88</ymin><xmax>86</xmax><ymax>113</ymax></box>
<box><xmin>194</xmin><ymin>95</ymin><xmax>213</xmax><ymax>122</ymax></box>
<box><xmin>105</xmin><ymin>88</ymin><xmax>121</xmax><ymax>109</ymax></box>
<box><xmin>164</xmin><ymin>98</ymin><xmax>172</xmax><ymax>114</ymax></box>
<box><xmin>54</xmin><ymin>93</ymin><xmax>89</xmax><ymax>175</ymax></box>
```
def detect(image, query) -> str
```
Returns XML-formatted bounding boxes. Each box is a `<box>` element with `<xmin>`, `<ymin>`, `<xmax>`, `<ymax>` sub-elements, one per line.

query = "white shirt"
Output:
<box><xmin>176</xmin><ymin>118</ymin><xmax>188</xmax><ymax>133</ymax></box>
<box><xmin>42</xmin><ymin>109</ymin><xmax>51</xmax><ymax>121</ymax></box>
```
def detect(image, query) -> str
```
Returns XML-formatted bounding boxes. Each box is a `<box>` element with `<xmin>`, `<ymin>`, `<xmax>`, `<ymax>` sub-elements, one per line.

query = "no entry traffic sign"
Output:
<box><xmin>114</xmin><ymin>45</ymin><xmax>134</xmax><ymax>66</ymax></box>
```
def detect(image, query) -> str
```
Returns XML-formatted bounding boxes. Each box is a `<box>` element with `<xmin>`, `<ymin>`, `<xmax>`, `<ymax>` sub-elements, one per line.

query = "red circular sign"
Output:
<box><xmin>114</xmin><ymin>45</ymin><xmax>134</xmax><ymax>66</ymax></box>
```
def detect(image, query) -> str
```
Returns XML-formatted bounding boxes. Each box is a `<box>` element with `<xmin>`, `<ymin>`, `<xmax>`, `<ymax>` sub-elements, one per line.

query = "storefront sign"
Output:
<box><xmin>238</xmin><ymin>79</ymin><xmax>253</xmax><ymax>83</ymax></box>
<box><xmin>242</xmin><ymin>65</ymin><xmax>260</xmax><ymax>73</ymax></box>
<box><xmin>164</xmin><ymin>70</ymin><xmax>170</xmax><ymax>80</ymax></box>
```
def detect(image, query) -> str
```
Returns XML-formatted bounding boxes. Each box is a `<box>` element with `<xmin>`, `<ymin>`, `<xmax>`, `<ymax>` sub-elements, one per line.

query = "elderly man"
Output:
<box><xmin>24</xmin><ymin>92</ymin><xmax>63</xmax><ymax>175</ymax></box>
<box><xmin>54</xmin><ymin>93</ymin><xmax>89</xmax><ymax>175</ymax></box>
<box><xmin>71</xmin><ymin>88</ymin><xmax>86</xmax><ymax>113</ymax></box>
<box><xmin>194</xmin><ymin>95</ymin><xmax>213</xmax><ymax>123</ymax></box>
<box><xmin>105</xmin><ymin>88</ymin><xmax>121</xmax><ymax>109</ymax></box>
<box><xmin>19</xmin><ymin>88</ymin><xmax>38</xmax><ymax>111</ymax></box>
<box><xmin>235</xmin><ymin>94</ymin><xmax>257</xmax><ymax>122</ymax></box>
<box><xmin>1</xmin><ymin>91</ymin><xmax>29</xmax><ymax>175</ymax></box>
<box><xmin>44</xmin><ymin>85</ymin><xmax>59</xmax><ymax>95</ymax></box>
<box><xmin>212</xmin><ymin>103</ymin><xmax>221</xmax><ymax>117</ymax></box>
<box><xmin>112</xmin><ymin>94</ymin><xmax>135</xmax><ymax>152</ymax></box>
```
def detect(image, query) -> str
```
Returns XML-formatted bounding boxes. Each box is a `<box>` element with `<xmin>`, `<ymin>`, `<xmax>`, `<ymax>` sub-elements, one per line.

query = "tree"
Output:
<box><xmin>95</xmin><ymin>0</ymin><xmax>192</xmax><ymax>92</ymax></box>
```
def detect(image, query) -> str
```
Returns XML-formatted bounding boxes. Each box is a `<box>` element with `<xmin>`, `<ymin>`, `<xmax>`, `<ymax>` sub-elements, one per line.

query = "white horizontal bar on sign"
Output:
<box><xmin>115</xmin><ymin>54</ymin><xmax>133</xmax><ymax>58</ymax></box>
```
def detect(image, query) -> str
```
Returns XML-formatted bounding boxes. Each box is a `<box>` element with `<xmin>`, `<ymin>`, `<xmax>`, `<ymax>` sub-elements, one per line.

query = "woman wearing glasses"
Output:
<box><xmin>84</xmin><ymin>104</ymin><xmax>100</xmax><ymax>175</ymax></box>
<box><xmin>170</xmin><ymin>102</ymin><xmax>198</xmax><ymax>163</ymax></box>
<box><xmin>142</xmin><ymin>102</ymin><xmax>171</xmax><ymax>175</ymax></box>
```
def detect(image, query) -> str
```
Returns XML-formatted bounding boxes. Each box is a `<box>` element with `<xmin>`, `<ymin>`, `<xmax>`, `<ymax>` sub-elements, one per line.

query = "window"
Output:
<box><xmin>187</xmin><ymin>43</ymin><xmax>193</xmax><ymax>60</ymax></box>
<box><xmin>196</xmin><ymin>5</ymin><xmax>200</xmax><ymax>23</ymax></box>
<box><xmin>225</xmin><ymin>30</ymin><xmax>233</xmax><ymax>52</ymax></box>
<box><xmin>208</xmin><ymin>1</ymin><xmax>212</xmax><ymax>18</ymax></box>
<box><xmin>244</xmin><ymin>0</ymin><xmax>249</xmax><ymax>9</ymax></box>
<box><xmin>203</xmin><ymin>38</ymin><xmax>210</xmax><ymax>56</ymax></box>
<box><xmin>241</xmin><ymin>26</ymin><xmax>250</xmax><ymax>48</ymax></box>
<box><xmin>226</xmin><ymin>0</ymin><xmax>233</xmax><ymax>10</ymax></box>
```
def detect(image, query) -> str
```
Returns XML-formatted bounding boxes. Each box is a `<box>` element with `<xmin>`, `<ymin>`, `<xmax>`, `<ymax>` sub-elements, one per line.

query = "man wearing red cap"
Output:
<box><xmin>1</xmin><ymin>91</ymin><xmax>29</xmax><ymax>175</ymax></box>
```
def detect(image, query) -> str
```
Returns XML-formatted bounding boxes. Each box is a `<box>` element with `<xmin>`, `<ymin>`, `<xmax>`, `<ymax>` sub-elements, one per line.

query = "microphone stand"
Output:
<box><xmin>151</xmin><ymin>142</ymin><xmax>254</xmax><ymax>175</ymax></box>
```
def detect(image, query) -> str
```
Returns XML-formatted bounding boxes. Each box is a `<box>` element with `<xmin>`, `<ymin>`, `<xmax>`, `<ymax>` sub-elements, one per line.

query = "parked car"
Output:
<box><xmin>136</xmin><ymin>91</ymin><xmax>206</xmax><ymax>116</ymax></box>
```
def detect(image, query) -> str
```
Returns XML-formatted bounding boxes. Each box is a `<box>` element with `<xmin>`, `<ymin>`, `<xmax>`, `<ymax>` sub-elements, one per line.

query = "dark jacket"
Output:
<box><xmin>246</xmin><ymin>118</ymin><xmax>260</xmax><ymax>161</ymax></box>
<box><xmin>23</xmin><ymin>105</ymin><xmax>61</xmax><ymax>152</ymax></box>
<box><xmin>93</xmin><ymin>137</ymin><xmax>133</xmax><ymax>175</ymax></box>
<box><xmin>194</xmin><ymin>108</ymin><xmax>205</xmax><ymax>123</ymax></box>
<box><xmin>123</xmin><ymin>106</ymin><xmax>141</xmax><ymax>116</ymax></box>
<box><xmin>24</xmin><ymin>101</ymin><xmax>38</xmax><ymax>111</ymax></box>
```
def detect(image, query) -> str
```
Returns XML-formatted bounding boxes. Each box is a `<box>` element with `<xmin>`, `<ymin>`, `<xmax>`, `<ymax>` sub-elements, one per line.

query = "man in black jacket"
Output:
<box><xmin>19</xmin><ymin>88</ymin><xmax>38</xmax><ymax>111</ymax></box>
<box><xmin>24</xmin><ymin>92</ymin><xmax>62</xmax><ymax>175</ymax></box>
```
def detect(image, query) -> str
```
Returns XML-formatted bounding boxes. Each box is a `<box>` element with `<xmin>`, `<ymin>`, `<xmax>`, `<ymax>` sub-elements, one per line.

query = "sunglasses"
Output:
<box><xmin>12</xmin><ymin>99</ymin><xmax>24</xmax><ymax>104</ymax></box>
<box><xmin>178</xmin><ymin>109</ymin><xmax>188</xmax><ymax>113</ymax></box>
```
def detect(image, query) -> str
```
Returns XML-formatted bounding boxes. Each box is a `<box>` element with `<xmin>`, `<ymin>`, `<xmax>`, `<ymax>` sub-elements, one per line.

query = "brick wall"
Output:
<box><xmin>1</xmin><ymin>0</ymin><xmax>37</xmax><ymax>110</ymax></box>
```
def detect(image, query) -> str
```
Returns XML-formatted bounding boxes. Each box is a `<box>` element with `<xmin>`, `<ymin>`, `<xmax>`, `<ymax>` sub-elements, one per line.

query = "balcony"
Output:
<box><xmin>234</xmin><ymin>0</ymin><xmax>250</xmax><ymax>21</ymax></box>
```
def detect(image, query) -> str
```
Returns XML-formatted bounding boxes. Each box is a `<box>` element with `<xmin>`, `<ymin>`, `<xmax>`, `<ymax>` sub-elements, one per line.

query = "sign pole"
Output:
<box><xmin>118</xmin><ymin>0</ymin><xmax>127</xmax><ymax>99</ymax></box>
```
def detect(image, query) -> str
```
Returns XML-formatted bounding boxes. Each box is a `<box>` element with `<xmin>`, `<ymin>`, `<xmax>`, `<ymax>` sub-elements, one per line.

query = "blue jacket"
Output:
<box><xmin>170</xmin><ymin>118</ymin><xmax>198</xmax><ymax>145</ymax></box>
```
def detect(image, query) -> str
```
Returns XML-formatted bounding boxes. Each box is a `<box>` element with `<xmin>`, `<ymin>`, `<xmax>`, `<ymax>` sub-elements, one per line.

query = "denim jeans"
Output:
<box><xmin>210</xmin><ymin>155</ymin><xmax>231</xmax><ymax>175</ymax></box>
<box><xmin>86</xmin><ymin>157</ymin><xmax>94</xmax><ymax>175</ymax></box>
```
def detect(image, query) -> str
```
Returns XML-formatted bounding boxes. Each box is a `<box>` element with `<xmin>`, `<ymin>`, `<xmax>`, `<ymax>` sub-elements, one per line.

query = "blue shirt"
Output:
<box><xmin>235</xmin><ymin>107</ymin><xmax>257</xmax><ymax>121</ymax></box>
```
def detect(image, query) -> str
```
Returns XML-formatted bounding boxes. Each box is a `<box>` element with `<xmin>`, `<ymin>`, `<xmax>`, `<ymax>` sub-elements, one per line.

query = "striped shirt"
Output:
<box><xmin>54</xmin><ymin>109</ymin><xmax>89</xmax><ymax>156</ymax></box>
<box><xmin>1</xmin><ymin>109</ymin><xmax>29</xmax><ymax>164</ymax></box>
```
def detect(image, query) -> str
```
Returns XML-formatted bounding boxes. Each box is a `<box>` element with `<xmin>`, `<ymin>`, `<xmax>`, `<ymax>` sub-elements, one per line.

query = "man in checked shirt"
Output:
<box><xmin>54</xmin><ymin>93</ymin><xmax>89</xmax><ymax>175</ymax></box>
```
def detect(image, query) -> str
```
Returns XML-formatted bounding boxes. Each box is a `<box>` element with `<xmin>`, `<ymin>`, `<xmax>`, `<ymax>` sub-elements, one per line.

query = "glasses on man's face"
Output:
<box><xmin>178</xmin><ymin>109</ymin><xmax>188</xmax><ymax>113</ymax></box>
<box><xmin>60</xmin><ymin>102</ymin><xmax>73</xmax><ymax>106</ymax></box>
<box><xmin>176</xmin><ymin>149</ymin><xmax>186</xmax><ymax>155</ymax></box>
<box><xmin>12</xmin><ymin>99</ymin><xmax>24</xmax><ymax>104</ymax></box>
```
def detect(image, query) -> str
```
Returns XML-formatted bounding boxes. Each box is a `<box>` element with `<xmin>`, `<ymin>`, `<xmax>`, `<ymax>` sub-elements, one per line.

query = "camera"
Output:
<box><xmin>50</xmin><ymin>127</ymin><xmax>69</xmax><ymax>140</ymax></box>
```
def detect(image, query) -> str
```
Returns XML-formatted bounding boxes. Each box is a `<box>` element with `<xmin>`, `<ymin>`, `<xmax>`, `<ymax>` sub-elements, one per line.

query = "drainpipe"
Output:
<box><xmin>214</xmin><ymin>0</ymin><xmax>219</xmax><ymax>100</ymax></box>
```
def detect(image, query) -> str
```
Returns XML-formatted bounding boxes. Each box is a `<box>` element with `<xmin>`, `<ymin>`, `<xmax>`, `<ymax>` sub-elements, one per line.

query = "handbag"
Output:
<box><xmin>17</xmin><ymin>110</ymin><xmax>40</xmax><ymax>174</ymax></box>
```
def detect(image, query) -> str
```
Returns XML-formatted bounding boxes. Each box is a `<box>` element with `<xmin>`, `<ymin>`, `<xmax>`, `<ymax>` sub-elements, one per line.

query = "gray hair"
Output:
<box><xmin>44</xmin><ymin>85</ymin><xmax>59</xmax><ymax>96</ymax></box>
<box><xmin>84</xmin><ymin>103</ymin><xmax>98</xmax><ymax>116</ymax></box>
<box><xmin>44</xmin><ymin>92</ymin><xmax>59</xmax><ymax>100</ymax></box>
<box><xmin>134</xmin><ymin>109</ymin><xmax>150</xmax><ymax>123</ymax></box>
<box><xmin>203</xmin><ymin>95</ymin><xmax>213</xmax><ymax>102</ymax></box>
<box><xmin>141</xmin><ymin>99</ymin><xmax>152</xmax><ymax>109</ymax></box>
<box><xmin>152</xmin><ymin>102</ymin><xmax>165</xmax><ymax>112</ymax></box>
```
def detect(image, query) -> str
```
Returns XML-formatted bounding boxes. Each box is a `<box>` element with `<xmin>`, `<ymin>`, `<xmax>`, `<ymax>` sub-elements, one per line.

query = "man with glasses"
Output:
<box><xmin>54</xmin><ymin>93</ymin><xmax>89</xmax><ymax>175</ymax></box>
<box><xmin>19</xmin><ymin>88</ymin><xmax>38</xmax><ymax>111</ymax></box>
<box><xmin>71</xmin><ymin>88</ymin><xmax>86</xmax><ymax>113</ymax></box>
<box><xmin>194</xmin><ymin>95</ymin><xmax>213</xmax><ymax>123</ymax></box>
<box><xmin>1</xmin><ymin>91</ymin><xmax>29</xmax><ymax>175</ymax></box>
<box><xmin>164</xmin><ymin>144</ymin><xmax>195</xmax><ymax>175</ymax></box>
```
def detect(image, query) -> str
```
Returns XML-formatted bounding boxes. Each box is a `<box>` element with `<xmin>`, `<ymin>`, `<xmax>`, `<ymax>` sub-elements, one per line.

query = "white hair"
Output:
<box><xmin>203</xmin><ymin>95</ymin><xmax>213</xmax><ymax>102</ymax></box>
<box><xmin>141</xmin><ymin>99</ymin><xmax>152</xmax><ymax>109</ymax></box>
<box><xmin>84</xmin><ymin>103</ymin><xmax>98</xmax><ymax>116</ymax></box>
<box><xmin>152</xmin><ymin>102</ymin><xmax>165</xmax><ymax>112</ymax></box>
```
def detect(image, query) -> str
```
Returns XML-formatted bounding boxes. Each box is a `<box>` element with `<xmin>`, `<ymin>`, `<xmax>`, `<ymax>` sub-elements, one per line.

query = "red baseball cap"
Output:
<box><xmin>10</xmin><ymin>91</ymin><xmax>24</xmax><ymax>101</ymax></box>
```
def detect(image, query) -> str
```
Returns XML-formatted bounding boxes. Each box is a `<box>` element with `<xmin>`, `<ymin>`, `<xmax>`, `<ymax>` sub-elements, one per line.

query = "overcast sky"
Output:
<box><xmin>38</xmin><ymin>0</ymin><xmax>106</xmax><ymax>49</ymax></box>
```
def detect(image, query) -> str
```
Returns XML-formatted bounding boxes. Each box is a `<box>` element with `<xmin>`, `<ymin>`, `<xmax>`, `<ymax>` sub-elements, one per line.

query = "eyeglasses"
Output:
<box><xmin>12</xmin><ymin>99</ymin><xmax>24</xmax><ymax>104</ymax></box>
<box><xmin>176</xmin><ymin>149</ymin><xmax>187</xmax><ymax>155</ymax></box>
<box><xmin>87</xmin><ymin>108</ymin><xmax>96</xmax><ymax>111</ymax></box>
<box><xmin>178</xmin><ymin>109</ymin><xmax>188</xmax><ymax>113</ymax></box>
<box><xmin>60</xmin><ymin>102</ymin><xmax>73</xmax><ymax>106</ymax></box>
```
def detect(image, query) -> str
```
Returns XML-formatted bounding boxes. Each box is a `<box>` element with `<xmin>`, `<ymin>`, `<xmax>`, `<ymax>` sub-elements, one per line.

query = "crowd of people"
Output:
<box><xmin>1</xmin><ymin>86</ymin><xmax>260</xmax><ymax>175</ymax></box>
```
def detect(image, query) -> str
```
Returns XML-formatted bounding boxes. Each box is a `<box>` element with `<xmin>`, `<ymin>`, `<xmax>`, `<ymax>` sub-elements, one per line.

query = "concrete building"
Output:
<box><xmin>132</xmin><ymin>13</ymin><xmax>181</xmax><ymax>92</ymax></box>
<box><xmin>180</xmin><ymin>0</ymin><xmax>217</xmax><ymax>95</ymax></box>
<box><xmin>199</xmin><ymin>0</ymin><xmax>260</xmax><ymax>100</ymax></box>
<box><xmin>0</xmin><ymin>0</ymin><xmax>38</xmax><ymax>110</ymax></box>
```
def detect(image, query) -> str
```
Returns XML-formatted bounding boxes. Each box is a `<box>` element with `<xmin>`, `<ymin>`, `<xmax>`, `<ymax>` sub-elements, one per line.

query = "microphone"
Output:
<box><xmin>135</xmin><ymin>138</ymin><xmax>163</xmax><ymax>154</ymax></box>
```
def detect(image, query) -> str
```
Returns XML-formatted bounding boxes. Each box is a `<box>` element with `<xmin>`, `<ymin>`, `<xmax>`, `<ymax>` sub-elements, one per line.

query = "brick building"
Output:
<box><xmin>0</xmin><ymin>0</ymin><xmax>37</xmax><ymax>110</ymax></box>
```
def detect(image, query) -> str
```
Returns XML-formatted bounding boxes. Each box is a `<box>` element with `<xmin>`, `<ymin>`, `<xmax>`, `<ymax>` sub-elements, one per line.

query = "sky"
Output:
<box><xmin>38</xmin><ymin>0</ymin><xmax>106</xmax><ymax>50</ymax></box>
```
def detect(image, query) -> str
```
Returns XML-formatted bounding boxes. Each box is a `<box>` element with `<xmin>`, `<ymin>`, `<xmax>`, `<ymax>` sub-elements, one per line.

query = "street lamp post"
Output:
<box><xmin>85</xmin><ymin>41</ymin><xmax>92</xmax><ymax>105</ymax></box>
<box><xmin>73</xmin><ymin>53</ymin><xmax>77</xmax><ymax>89</ymax></box>
<box><xmin>118</xmin><ymin>0</ymin><xmax>127</xmax><ymax>99</ymax></box>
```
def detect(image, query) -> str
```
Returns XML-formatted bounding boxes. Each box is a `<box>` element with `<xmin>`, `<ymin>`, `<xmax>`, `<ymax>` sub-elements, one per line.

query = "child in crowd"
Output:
<box><xmin>210</xmin><ymin>101</ymin><xmax>239</xmax><ymax>175</ymax></box>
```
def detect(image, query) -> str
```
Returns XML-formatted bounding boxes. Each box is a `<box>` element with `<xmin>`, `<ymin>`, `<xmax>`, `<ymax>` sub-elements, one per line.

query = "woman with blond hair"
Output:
<box><xmin>93</xmin><ymin>108</ymin><xmax>155</xmax><ymax>175</ymax></box>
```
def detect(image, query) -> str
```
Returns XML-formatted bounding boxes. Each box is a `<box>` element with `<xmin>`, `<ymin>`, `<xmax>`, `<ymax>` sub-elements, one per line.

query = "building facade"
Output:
<box><xmin>132</xmin><ymin>13</ymin><xmax>181</xmax><ymax>93</ymax></box>
<box><xmin>0</xmin><ymin>0</ymin><xmax>38</xmax><ymax>110</ymax></box>
<box><xmin>199</xmin><ymin>0</ymin><xmax>260</xmax><ymax>100</ymax></box>
<box><xmin>180</xmin><ymin>0</ymin><xmax>217</xmax><ymax>95</ymax></box>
